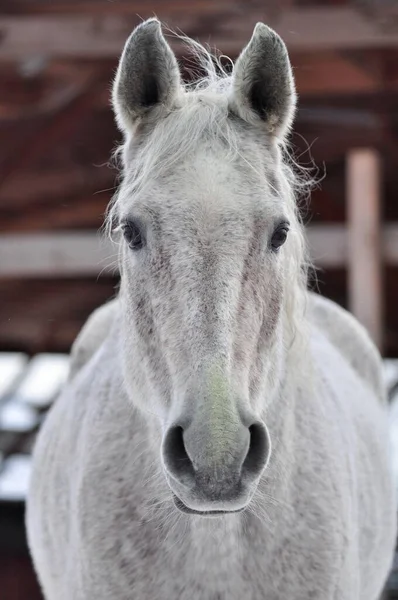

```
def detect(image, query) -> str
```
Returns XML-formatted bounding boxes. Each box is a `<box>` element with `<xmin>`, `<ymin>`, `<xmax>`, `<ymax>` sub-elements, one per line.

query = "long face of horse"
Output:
<box><xmin>111</xmin><ymin>20</ymin><xmax>300</xmax><ymax>516</ymax></box>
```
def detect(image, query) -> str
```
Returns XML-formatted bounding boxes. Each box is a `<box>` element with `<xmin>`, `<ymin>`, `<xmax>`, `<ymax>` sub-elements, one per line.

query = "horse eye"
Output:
<box><xmin>270</xmin><ymin>223</ymin><xmax>289</xmax><ymax>251</ymax></box>
<box><xmin>122</xmin><ymin>220</ymin><xmax>145</xmax><ymax>250</ymax></box>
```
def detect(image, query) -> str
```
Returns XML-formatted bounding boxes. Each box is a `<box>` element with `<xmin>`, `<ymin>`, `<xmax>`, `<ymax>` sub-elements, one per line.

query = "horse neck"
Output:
<box><xmin>257</xmin><ymin>303</ymin><xmax>309</xmax><ymax>489</ymax></box>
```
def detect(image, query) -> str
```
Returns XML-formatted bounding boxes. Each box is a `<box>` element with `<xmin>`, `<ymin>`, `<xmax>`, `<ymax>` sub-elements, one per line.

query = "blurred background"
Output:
<box><xmin>1</xmin><ymin>0</ymin><xmax>398</xmax><ymax>598</ymax></box>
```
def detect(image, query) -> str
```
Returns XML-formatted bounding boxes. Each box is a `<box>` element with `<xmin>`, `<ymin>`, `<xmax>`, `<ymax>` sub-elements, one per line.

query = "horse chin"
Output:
<box><xmin>172</xmin><ymin>493</ymin><xmax>247</xmax><ymax>518</ymax></box>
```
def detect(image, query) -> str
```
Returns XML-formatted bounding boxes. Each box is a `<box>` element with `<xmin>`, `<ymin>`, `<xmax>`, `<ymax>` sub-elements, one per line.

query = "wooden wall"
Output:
<box><xmin>1</xmin><ymin>0</ymin><xmax>398</xmax><ymax>355</ymax></box>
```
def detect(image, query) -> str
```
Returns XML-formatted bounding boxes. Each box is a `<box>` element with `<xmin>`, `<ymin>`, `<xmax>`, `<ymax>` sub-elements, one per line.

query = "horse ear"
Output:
<box><xmin>230</xmin><ymin>23</ymin><xmax>296</xmax><ymax>140</ymax></box>
<box><xmin>112</xmin><ymin>19</ymin><xmax>181</xmax><ymax>133</ymax></box>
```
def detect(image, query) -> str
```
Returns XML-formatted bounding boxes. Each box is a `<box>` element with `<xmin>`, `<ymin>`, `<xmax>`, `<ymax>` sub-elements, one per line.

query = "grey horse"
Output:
<box><xmin>26</xmin><ymin>19</ymin><xmax>396</xmax><ymax>600</ymax></box>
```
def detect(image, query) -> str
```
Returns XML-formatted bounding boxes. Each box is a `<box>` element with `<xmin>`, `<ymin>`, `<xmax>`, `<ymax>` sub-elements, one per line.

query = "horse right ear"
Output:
<box><xmin>230</xmin><ymin>23</ymin><xmax>296</xmax><ymax>140</ymax></box>
<box><xmin>112</xmin><ymin>19</ymin><xmax>181</xmax><ymax>133</ymax></box>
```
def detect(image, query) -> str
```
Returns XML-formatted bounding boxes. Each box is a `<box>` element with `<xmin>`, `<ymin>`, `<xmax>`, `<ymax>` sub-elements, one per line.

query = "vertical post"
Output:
<box><xmin>346</xmin><ymin>148</ymin><xmax>383</xmax><ymax>349</ymax></box>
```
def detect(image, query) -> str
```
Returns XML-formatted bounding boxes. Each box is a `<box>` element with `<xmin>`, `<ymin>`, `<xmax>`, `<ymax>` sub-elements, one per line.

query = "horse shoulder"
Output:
<box><xmin>68</xmin><ymin>298</ymin><xmax>120</xmax><ymax>380</ymax></box>
<box><xmin>307</xmin><ymin>291</ymin><xmax>385</xmax><ymax>402</ymax></box>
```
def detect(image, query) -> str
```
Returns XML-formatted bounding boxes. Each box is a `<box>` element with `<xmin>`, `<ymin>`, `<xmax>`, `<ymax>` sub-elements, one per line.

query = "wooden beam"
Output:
<box><xmin>220</xmin><ymin>7</ymin><xmax>398</xmax><ymax>51</ymax></box>
<box><xmin>1</xmin><ymin>8</ymin><xmax>398</xmax><ymax>60</ymax></box>
<box><xmin>346</xmin><ymin>149</ymin><xmax>383</xmax><ymax>348</ymax></box>
<box><xmin>1</xmin><ymin>223</ymin><xmax>398</xmax><ymax>277</ymax></box>
<box><xmin>0</xmin><ymin>232</ymin><xmax>117</xmax><ymax>277</ymax></box>
<box><xmin>0</xmin><ymin>0</ymin><xmax>239</xmax><ymax>16</ymax></box>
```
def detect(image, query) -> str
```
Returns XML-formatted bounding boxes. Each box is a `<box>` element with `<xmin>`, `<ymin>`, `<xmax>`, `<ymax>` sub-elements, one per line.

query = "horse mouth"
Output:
<box><xmin>172</xmin><ymin>494</ymin><xmax>246</xmax><ymax>517</ymax></box>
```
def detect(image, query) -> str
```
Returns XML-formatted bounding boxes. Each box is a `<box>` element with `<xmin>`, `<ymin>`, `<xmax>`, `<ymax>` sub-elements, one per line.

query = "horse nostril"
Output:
<box><xmin>242</xmin><ymin>422</ymin><xmax>270</xmax><ymax>480</ymax></box>
<box><xmin>162</xmin><ymin>426</ymin><xmax>195</xmax><ymax>486</ymax></box>
<box><xmin>163</xmin><ymin>421</ymin><xmax>269</xmax><ymax>494</ymax></box>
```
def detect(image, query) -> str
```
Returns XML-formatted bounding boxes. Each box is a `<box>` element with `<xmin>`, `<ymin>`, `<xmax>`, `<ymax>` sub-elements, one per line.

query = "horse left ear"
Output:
<box><xmin>230</xmin><ymin>23</ymin><xmax>296</xmax><ymax>140</ymax></box>
<box><xmin>112</xmin><ymin>19</ymin><xmax>181</xmax><ymax>133</ymax></box>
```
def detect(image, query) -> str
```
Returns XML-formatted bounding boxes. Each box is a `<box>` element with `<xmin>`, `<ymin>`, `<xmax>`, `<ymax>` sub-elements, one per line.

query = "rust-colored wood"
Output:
<box><xmin>0</xmin><ymin>73</ymin><xmax>103</xmax><ymax>188</ymax></box>
<box><xmin>346</xmin><ymin>148</ymin><xmax>383</xmax><ymax>348</ymax></box>
<box><xmin>0</xmin><ymin>554</ymin><xmax>43</xmax><ymax>600</ymax></box>
<box><xmin>1</xmin><ymin>7</ymin><xmax>398</xmax><ymax>61</ymax></box>
<box><xmin>0</xmin><ymin>165</ymin><xmax>114</xmax><ymax>206</ymax></box>
<box><xmin>294</xmin><ymin>51</ymin><xmax>382</xmax><ymax>96</ymax></box>
<box><xmin>0</xmin><ymin>278</ymin><xmax>117</xmax><ymax>353</ymax></box>
<box><xmin>0</xmin><ymin>0</ymin><xmax>244</xmax><ymax>16</ymax></box>
<box><xmin>1</xmin><ymin>192</ymin><xmax>111</xmax><ymax>231</ymax></box>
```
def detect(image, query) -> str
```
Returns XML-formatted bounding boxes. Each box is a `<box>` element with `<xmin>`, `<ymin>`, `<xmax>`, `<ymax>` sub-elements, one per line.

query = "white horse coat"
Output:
<box><xmin>27</xmin><ymin>20</ymin><xmax>396</xmax><ymax>600</ymax></box>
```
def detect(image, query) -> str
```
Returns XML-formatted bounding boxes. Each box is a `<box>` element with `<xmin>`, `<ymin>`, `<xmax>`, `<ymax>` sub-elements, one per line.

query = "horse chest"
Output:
<box><xmin>98</xmin><ymin>516</ymin><xmax>339</xmax><ymax>600</ymax></box>
<box><xmin>122</xmin><ymin>515</ymin><xmax>253</xmax><ymax>599</ymax></box>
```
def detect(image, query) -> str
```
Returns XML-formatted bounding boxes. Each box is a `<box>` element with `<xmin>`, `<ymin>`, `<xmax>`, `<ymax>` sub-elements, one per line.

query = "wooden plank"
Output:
<box><xmin>0</xmin><ymin>232</ymin><xmax>118</xmax><ymax>276</ymax></box>
<box><xmin>294</xmin><ymin>53</ymin><xmax>383</xmax><ymax>98</ymax></box>
<box><xmin>0</xmin><ymin>0</ymin><xmax>238</xmax><ymax>16</ymax></box>
<box><xmin>238</xmin><ymin>7</ymin><xmax>398</xmax><ymax>51</ymax></box>
<box><xmin>0</xmin><ymin>224</ymin><xmax>398</xmax><ymax>276</ymax></box>
<box><xmin>0</xmin><ymin>73</ymin><xmax>102</xmax><ymax>187</ymax></box>
<box><xmin>306</xmin><ymin>225</ymin><xmax>347</xmax><ymax>268</ymax></box>
<box><xmin>1</xmin><ymin>8</ymin><xmax>398</xmax><ymax>60</ymax></box>
<box><xmin>346</xmin><ymin>149</ymin><xmax>383</xmax><ymax>348</ymax></box>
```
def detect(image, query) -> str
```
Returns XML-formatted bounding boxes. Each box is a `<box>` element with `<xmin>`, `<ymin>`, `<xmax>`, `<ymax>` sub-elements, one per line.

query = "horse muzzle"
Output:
<box><xmin>161</xmin><ymin>417</ymin><xmax>271</xmax><ymax>516</ymax></box>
